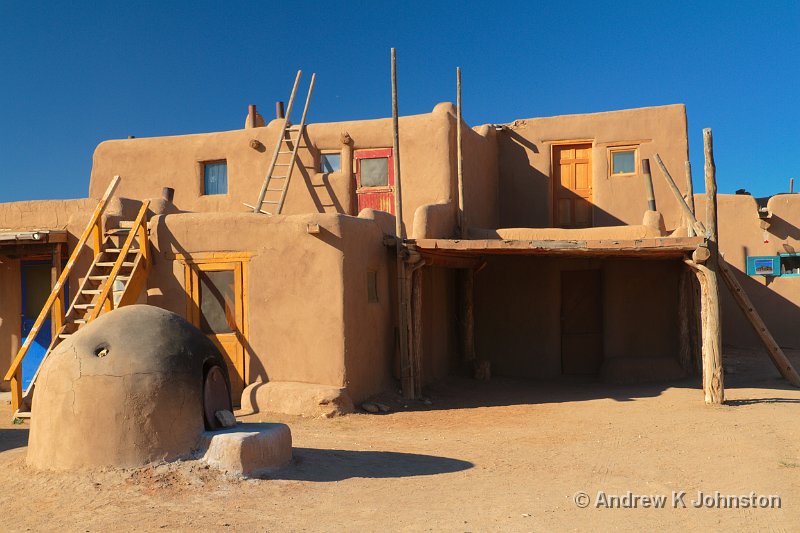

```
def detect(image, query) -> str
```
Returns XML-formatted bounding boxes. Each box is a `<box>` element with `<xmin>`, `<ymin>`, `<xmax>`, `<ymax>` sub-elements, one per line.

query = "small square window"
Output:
<box><xmin>360</xmin><ymin>158</ymin><xmax>389</xmax><ymax>187</ymax></box>
<box><xmin>610</xmin><ymin>149</ymin><xmax>636</xmax><ymax>175</ymax></box>
<box><xmin>320</xmin><ymin>153</ymin><xmax>341</xmax><ymax>173</ymax></box>
<box><xmin>203</xmin><ymin>161</ymin><xmax>228</xmax><ymax>195</ymax></box>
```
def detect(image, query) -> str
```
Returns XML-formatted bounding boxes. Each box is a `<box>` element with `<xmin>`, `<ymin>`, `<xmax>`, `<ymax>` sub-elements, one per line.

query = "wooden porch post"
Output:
<box><xmin>701</xmin><ymin>128</ymin><xmax>724</xmax><ymax>404</ymax></box>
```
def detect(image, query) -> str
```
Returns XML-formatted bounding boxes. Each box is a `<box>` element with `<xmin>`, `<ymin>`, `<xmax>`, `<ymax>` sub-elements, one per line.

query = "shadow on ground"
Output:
<box><xmin>0</xmin><ymin>428</ymin><xmax>29</xmax><ymax>452</ymax></box>
<box><xmin>269</xmin><ymin>448</ymin><xmax>473</xmax><ymax>482</ymax></box>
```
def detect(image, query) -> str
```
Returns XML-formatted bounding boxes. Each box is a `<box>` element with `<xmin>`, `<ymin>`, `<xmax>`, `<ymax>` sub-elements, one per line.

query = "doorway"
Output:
<box><xmin>553</xmin><ymin>143</ymin><xmax>593</xmax><ymax>228</ymax></box>
<box><xmin>560</xmin><ymin>269</ymin><xmax>603</xmax><ymax>374</ymax></box>
<box><xmin>186</xmin><ymin>261</ymin><xmax>247</xmax><ymax>403</ymax></box>
<box><xmin>20</xmin><ymin>260</ymin><xmax>52</xmax><ymax>390</ymax></box>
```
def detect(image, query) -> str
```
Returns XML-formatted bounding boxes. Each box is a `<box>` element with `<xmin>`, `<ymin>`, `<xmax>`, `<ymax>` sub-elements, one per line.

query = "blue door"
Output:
<box><xmin>21</xmin><ymin>261</ymin><xmax>54</xmax><ymax>390</ymax></box>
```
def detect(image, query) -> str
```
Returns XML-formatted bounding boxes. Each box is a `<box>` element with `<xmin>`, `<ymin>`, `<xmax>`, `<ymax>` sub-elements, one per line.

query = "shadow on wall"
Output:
<box><xmin>766</xmin><ymin>214</ymin><xmax>800</xmax><ymax>241</ymax></box>
<box><xmin>269</xmin><ymin>448</ymin><xmax>473</xmax><ymax>482</ymax></box>
<box><xmin>498</xmin><ymin>130</ymin><xmax>627</xmax><ymax>229</ymax></box>
<box><xmin>725</xmin><ymin>262</ymin><xmax>800</xmax><ymax>348</ymax></box>
<box><xmin>0</xmin><ymin>427</ymin><xmax>29</xmax><ymax>452</ymax></box>
<box><xmin>291</xmin><ymin>130</ymin><xmax>346</xmax><ymax>215</ymax></box>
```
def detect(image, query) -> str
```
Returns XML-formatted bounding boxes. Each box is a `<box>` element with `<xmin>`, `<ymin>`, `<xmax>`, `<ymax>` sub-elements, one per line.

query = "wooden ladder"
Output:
<box><xmin>252</xmin><ymin>70</ymin><xmax>316</xmax><ymax>215</ymax></box>
<box><xmin>4</xmin><ymin>178</ymin><xmax>152</xmax><ymax>418</ymax></box>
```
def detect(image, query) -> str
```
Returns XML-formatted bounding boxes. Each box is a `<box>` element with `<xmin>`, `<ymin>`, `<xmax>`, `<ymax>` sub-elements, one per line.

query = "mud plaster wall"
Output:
<box><xmin>89</xmin><ymin>104</ymin><xmax>457</xmax><ymax>239</ymax></box>
<box><xmin>693</xmin><ymin>193</ymin><xmax>800</xmax><ymax>348</ymax></box>
<box><xmin>473</xmin><ymin>256</ymin><xmax>680</xmax><ymax>377</ymax></box>
<box><xmin>461</xmin><ymin>124</ymin><xmax>500</xmax><ymax>231</ymax></box>
<box><xmin>497</xmin><ymin>104</ymin><xmax>689</xmax><ymax>230</ymax></box>
<box><xmin>0</xmin><ymin>199</ymin><xmax>96</xmax><ymax>385</ymax></box>
<box><xmin>148</xmin><ymin>211</ymin><xmax>392</xmax><ymax>401</ymax></box>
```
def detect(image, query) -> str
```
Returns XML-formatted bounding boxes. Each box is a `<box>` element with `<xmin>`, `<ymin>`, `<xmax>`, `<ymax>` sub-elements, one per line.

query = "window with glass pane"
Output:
<box><xmin>203</xmin><ymin>161</ymin><xmax>228</xmax><ymax>195</ymax></box>
<box><xmin>611</xmin><ymin>150</ymin><xmax>636</xmax><ymax>175</ymax></box>
<box><xmin>360</xmin><ymin>157</ymin><xmax>389</xmax><ymax>187</ymax></box>
<box><xmin>198</xmin><ymin>270</ymin><xmax>235</xmax><ymax>334</ymax></box>
<box><xmin>320</xmin><ymin>153</ymin><xmax>341</xmax><ymax>173</ymax></box>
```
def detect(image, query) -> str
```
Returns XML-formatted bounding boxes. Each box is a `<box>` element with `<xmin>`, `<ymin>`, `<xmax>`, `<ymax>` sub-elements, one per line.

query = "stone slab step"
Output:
<box><xmin>197</xmin><ymin>422</ymin><xmax>292</xmax><ymax>478</ymax></box>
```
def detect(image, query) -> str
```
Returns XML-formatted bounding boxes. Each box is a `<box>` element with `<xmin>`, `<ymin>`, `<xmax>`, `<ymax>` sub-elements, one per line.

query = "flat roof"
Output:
<box><xmin>412</xmin><ymin>236</ymin><xmax>705</xmax><ymax>267</ymax></box>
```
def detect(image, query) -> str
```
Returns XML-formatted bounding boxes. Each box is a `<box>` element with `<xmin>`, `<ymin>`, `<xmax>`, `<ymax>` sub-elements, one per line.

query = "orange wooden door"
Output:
<box><xmin>560</xmin><ymin>269</ymin><xmax>603</xmax><ymax>375</ymax></box>
<box><xmin>553</xmin><ymin>143</ymin><xmax>593</xmax><ymax>228</ymax></box>
<box><xmin>188</xmin><ymin>262</ymin><xmax>245</xmax><ymax>403</ymax></box>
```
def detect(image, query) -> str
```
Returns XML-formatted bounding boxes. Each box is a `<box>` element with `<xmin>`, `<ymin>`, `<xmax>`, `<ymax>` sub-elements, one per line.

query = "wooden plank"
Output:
<box><xmin>456</xmin><ymin>66</ymin><xmax>466</xmax><ymax>236</ymax></box>
<box><xmin>718</xmin><ymin>258</ymin><xmax>800</xmax><ymax>386</ymax></box>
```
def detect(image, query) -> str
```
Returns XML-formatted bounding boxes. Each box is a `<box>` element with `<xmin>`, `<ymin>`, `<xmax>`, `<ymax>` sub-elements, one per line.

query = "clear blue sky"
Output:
<box><xmin>0</xmin><ymin>0</ymin><xmax>797</xmax><ymax>202</ymax></box>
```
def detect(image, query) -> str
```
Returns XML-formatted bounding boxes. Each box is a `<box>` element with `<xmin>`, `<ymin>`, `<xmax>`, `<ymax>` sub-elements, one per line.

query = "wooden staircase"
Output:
<box><xmin>4</xmin><ymin>176</ymin><xmax>152</xmax><ymax>418</ymax></box>
<box><xmin>251</xmin><ymin>70</ymin><xmax>316</xmax><ymax>215</ymax></box>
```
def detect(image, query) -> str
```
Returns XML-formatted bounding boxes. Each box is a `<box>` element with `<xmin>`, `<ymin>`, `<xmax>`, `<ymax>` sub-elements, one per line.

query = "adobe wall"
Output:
<box><xmin>496</xmin><ymin>104</ymin><xmax>689</xmax><ymax>230</ymax></box>
<box><xmin>461</xmin><ymin>124</ymin><xmax>500</xmax><ymax>231</ymax></box>
<box><xmin>473</xmin><ymin>256</ymin><xmax>680</xmax><ymax>378</ymax></box>
<box><xmin>148</xmin><ymin>211</ymin><xmax>393</xmax><ymax>403</ymax></box>
<box><xmin>696</xmin><ymin>193</ymin><xmax>800</xmax><ymax>348</ymax></box>
<box><xmin>89</xmin><ymin>104</ymin><xmax>459</xmax><ymax>239</ymax></box>
<box><xmin>0</xmin><ymin>199</ymin><xmax>96</xmax><ymax>388</ymax></box>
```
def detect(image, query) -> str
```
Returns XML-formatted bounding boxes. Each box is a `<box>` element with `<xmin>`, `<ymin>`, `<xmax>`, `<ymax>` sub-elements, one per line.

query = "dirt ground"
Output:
<box><xmin>1</xmin><ymin>348</ymin><xmax>799</xmax><ymax>532</ymax></box>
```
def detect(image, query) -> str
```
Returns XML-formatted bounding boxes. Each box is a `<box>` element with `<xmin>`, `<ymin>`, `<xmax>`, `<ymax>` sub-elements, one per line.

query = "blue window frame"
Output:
<box><xmin>203</xmin><ymin>161</ymin><xmax>228</xmax><ymax>195</ymax></box>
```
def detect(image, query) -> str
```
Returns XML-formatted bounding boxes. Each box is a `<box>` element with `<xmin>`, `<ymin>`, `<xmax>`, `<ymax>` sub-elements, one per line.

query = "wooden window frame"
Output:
<box><xmin>608</xmin><ymin>146</ymin><xmax>638</xmax><ymax>177</ymax></box>
<box><xmin>180</xmin><ymin>254</ymin><xmax>250</xmax><ymax>388</ymax></box>
<box><xmin>319</xmin><ymin>151</ymin><xmax>343</xmax><ymax>174</ymax></box>
<box><xmin>354</xmin><ymin>148</ymin><xmax>394</xmax><ymax>192</ymax></box>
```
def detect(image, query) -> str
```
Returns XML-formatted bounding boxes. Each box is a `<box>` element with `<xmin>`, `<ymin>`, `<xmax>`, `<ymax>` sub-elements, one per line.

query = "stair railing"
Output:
<box><xmin>3</xmin><ymin>176</ymin><xmax>120</xmax><ymax>412</ymax></box>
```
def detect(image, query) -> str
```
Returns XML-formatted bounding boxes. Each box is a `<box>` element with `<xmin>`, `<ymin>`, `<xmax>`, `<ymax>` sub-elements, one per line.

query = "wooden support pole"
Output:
<box><xmin>686</xmin><ymin>260</ymin><xmax>724</xmax><ymax>404</ymax></box>
<box><xmin>391</xmin><ymin>48</ymin><xmax>412</xmax><ymax>399</ymax></box>
<box><xmin>460</xmin><ymin>268</ymin><xmax>476</xmax><ymax>363</ymax></box>
<box><xmin>456</xmin><ymin>67</ymin><xmax>466</xmax><ymax>237</ymax></box>
<box><xmin>718</xmin><ymin>258</ymin><xmax>800</xmax><ymax>386</ymax></box>
<box><xmin>685</xmin><ymin>161</ymin><xmax>696</xmax><ymax>237</ymax></box>
<box><xmin>654</xmin><ymin>154</ymin><xmax>706</xmax><ymax>236</ymax></box>
<box><xmin>701</xmin><ymin>127</ymin><xmax>724</xmax><ymax>404</ymax></box>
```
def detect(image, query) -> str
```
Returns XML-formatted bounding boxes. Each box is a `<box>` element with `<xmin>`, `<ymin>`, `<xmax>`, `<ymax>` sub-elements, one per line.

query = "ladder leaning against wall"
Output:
<box><xmin>4</xmin><ymin>176</ymin><xmax>152</xmax><ymax>418</ymax></box>
<box><xmin>250</xmin><ymin>70</ymin><xmax>316</xmax><ymax>216</ymax></box>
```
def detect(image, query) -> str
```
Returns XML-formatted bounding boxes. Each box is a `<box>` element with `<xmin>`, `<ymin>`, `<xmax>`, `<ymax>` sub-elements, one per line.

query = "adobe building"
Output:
<box><xmin>2</xmin><ymin>90</ymin><xmax>798</xmax><ymax>417</ymax></box>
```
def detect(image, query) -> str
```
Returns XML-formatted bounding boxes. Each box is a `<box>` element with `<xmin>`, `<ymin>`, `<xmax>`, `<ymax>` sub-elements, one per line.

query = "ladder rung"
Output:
<box><xmin>105</xmin><ymin>248</ymin><xmax>138</xmax><ymax>254</ymax></box>
<box><xmin>81</xmin><ymin>289</ymin><xmax>101</xmax><ymax>295</ymax></box>
<box><xmin>74</xmin><ymin>303</ymin><xmax>96</xmax><ymax>310</ymax></box>
<box><xmin>269</xmin><ymin>176</ymin><xmax>287</xmax><ymax>180</ymax></box>
<box><xmin>73</xmin><ymin>319</ymin><xmax>86</xmax><ymax>325</ymax></box>
<box><xmin>278</xmin><ymin>151</ymin><xmax>292</xmax><ymax>154</ymax></box>
<box><xmin>118</xmin><ymin>221</ymin><xmax>135</xmax><ymax>228</ymax></box>
<box><xmin>262</xmin><ymin>200</ymin><xmax>280</xmax><ymax>204</ymax></box>
<box><xmin>266</xmin><ymin>188</ymin><xmax>284</xmax><ymax>192</ymax></box>
<box><xmin>275</xmin><ymin>163</ymin><xmax>291</xmax><ymax>166</ymax></box>
<box><xmin>97</xmin><ymin>262</ymin><xmax>135</xmax><ymax>267</ymax></box>
<box><xmin>58</xmin><ymin>334</ymin><xmax>71</xmax><ymax>339</ymax></box>
<box><xmin>105</xmin><ymin>228</ymin><xmax>131</xmax><ymax>235</ymax></box>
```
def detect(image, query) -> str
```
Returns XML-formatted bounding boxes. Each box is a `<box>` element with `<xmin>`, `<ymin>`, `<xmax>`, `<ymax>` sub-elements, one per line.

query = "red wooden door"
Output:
<box><xmin>355</xmin><ymin>148</ymin><xmax>395</xmax><ymax>214</ymax></box>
